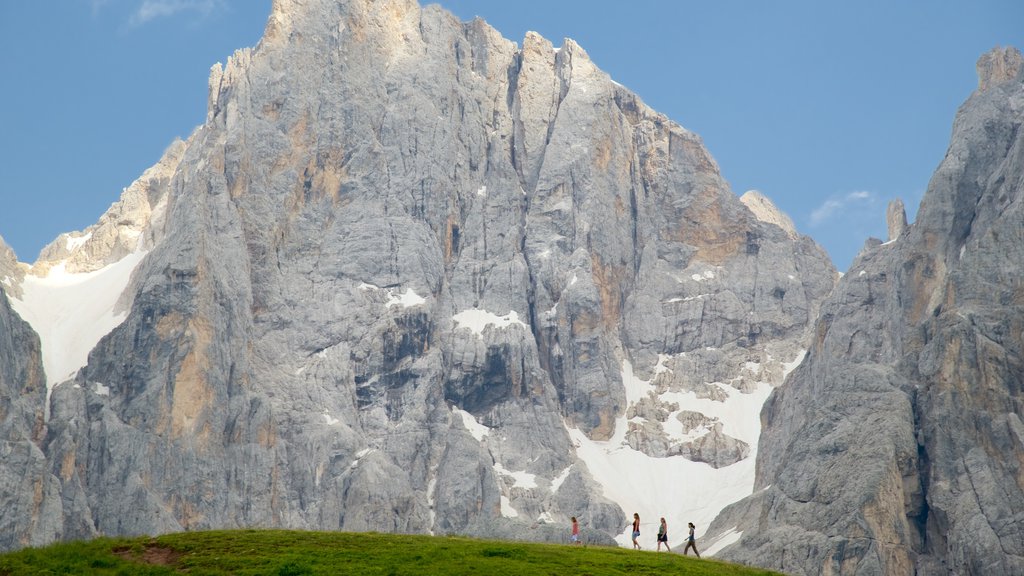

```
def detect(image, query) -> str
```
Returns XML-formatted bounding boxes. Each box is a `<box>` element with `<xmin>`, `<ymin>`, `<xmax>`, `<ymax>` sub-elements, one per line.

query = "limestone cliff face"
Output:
<box><xmin>0</xmin><ymin>280</ymin><xmax>53</xmax><ymax>549</ymax></box>
<box><xmin>0</xmin><ymin>236</ymin><xmax>25</xmax><ymax>300</ymax></box>
<box><xmin>0</xmin><ymin>0</ymin><xmax>833</xmax><ymax>548</ymax></box>
<box><xmin>708</xmin><ymin>47</ymin><xmax>1024</xmax><ymax>575</ymax></box>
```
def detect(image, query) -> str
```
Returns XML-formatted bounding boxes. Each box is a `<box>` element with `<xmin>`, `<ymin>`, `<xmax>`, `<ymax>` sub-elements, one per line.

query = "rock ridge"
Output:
<box><xmin>707</xmin><ymin>45</ymin><xmax>1024</xmax><ymax>575</ymax></box>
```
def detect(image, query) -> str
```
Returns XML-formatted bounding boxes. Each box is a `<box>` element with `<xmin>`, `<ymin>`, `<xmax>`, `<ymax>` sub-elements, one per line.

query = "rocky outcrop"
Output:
<box><xmin>0</xmin><ymin>236</ymin><xmax>25</xmax><ymax>300</ymax></box>
<box><xmin>0</xmin><ymin>0</ymin><xmax>834</xmax><ymax>550</ymax></box>
<box><xmin>741</xmin><ymin>190</ymin><xmax>798</xmax><ymax>239</ymax></box>
<box><xmin>31</xmin><ymin>139</ymin><xmax>185</xmax><ymax>277</ymax></box>
<box><xmin>0</xmin><ymin>285</ymin><xmax>55</xmax><ymax>549</ymax></box>
<box><xmin>886</xmin><ymin>198</ymin><xmax>907</xmax><ymax>241</ymax></box>
<box><xmin>977</xmin><ymin>45</ymin><xmax>1024</xmax><ymax>92</ymax></box>
<box><xmin>708</xmin><ymin>46</ymin><xmax>1024</xmax><ymax>575</ymax></box>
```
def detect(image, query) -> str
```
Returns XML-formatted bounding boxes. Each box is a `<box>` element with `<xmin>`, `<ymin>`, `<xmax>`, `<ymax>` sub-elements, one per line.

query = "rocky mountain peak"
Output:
<box><xmin>886</xmin><ymin>198</ymin><xmax>907</xmax><ymax>241</ymax></box>
<box><xmin>739</xmin><ymin>190</ymin><xmax>798</xmax><ymax>239</ymax></box>
<box><xmin>977</xmin><ymin>46</ymin><xmax>1023</xmax><ymax>92</ymax></box>
<box><xmin>28</xmin><ymin>138</ymin><xmax>184</xmax><ymax>277</ymax></box>
<box><xmin>0</xmin><ymin>235</ymin><xmax>26</xmax><ymax>300</ymax></box>
<box><xmin>709</xmin><ymin>45</ymin><xmax>1024</xmax><ymax>575</ymax></box>
<box><xmin>0</xmin><ymin>0</ymin><xmax>835</xmax><ymax>555</ymax></box>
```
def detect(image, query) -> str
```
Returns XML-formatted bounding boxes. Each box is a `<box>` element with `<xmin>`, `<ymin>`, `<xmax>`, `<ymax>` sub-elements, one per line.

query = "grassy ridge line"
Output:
<box><xmin>0</xmin><ymin>529</ymin><xmax>783</xmax><ymax>575</ymax></box>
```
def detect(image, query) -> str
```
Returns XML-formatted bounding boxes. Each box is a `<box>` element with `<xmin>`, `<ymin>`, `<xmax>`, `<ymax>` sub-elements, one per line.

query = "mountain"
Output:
<box><xmin>707</xmin><ymin>47</ymin><xmax>1024</xmax><ymax>575</ymax></box>
<box><xmin>0</xmin><ymin>0</ymin><xmax>834</xmax><ymax>553</ymax></box>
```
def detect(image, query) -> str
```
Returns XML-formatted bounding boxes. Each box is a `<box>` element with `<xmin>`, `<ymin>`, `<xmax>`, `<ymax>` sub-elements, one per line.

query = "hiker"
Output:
<box><xmin>657</xmin><ymin>517</ymin><xmax>670</xmax><ymax>551</ymax></box>
<box><xmin>683</xmin><ymin>522</ymin><xmax>700</xmax><ymax>557</ymax></box>
<box><xmin>629</xmin><ymin>513</ymin><xmax>641</xmax><ymax>549</ymax></box>
<box><xmin>570</xmin><ymin>516</ymin><xmax>581</xmax><ymax>545</ymax></box>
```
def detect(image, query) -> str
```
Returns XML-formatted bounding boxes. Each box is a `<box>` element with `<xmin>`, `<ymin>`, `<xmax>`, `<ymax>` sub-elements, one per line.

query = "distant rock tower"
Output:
<box><xmin>977</xmin><ymin>46</ymin><xmax>1023</xmax><ymax>92</ymax></box>
<box><xmin>886</xmin><ymin>198</ymin><xmax>907</xmax><ymax>241</ymax></box>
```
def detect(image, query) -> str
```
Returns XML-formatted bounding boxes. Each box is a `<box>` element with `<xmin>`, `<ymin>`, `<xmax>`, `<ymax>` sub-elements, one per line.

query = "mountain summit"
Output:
<box><xmin>708</xmin><ymin>46</ymin><xmax>1024</xmax><ymax>575</ymax></box>
<box><xmin>0</xmin><ymin>0</ymin><xmax>834</xmax><ymax>553</ymax></box>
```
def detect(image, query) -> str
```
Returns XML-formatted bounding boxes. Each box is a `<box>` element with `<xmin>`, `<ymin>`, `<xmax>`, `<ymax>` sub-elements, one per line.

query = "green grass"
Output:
<box><xmin>0</xmin><ymin>530</ymin><xmax>781</xmax><ymax>576</ymax></box>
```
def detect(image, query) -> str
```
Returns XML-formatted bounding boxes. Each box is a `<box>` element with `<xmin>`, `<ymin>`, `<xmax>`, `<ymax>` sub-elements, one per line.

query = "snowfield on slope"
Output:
<box><xmin>567</xmin><ymin>358</ymin><xmax>777</xmax><ymax>554</ymax></box>
<box><xmin>10</xmin><ymin>250</ymin><xmax>146</xmax><ymax>396</ymax></box>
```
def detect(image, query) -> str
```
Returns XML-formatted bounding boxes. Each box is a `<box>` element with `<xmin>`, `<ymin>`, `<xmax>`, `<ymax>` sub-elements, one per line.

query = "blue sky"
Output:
<box><xmin>1</xmin><ymin>1</ymin><xmax>1022</xmax><ymax>271</ymax></box>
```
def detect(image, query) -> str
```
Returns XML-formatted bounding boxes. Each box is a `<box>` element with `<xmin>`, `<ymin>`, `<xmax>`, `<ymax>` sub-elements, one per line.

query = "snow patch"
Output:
<box><xmin>494</xmin><ymin>462</ymin><xmax>538</xmax><ymax>489</ymax></box>
<box><xmin>703</xmin><ymin>527</ymin><xmax>743</xmax><ymax>556</ymax></box>
<box><xmin>65</xmin><ymin>232</ymin><xmax>92</xmax><ymax>251</ymax></box>
<box><xmin>10</xmin><ymin>250</ymin><xmax>148</xmax><ymax>397</ymax></box>
<box><xmin>427</xmin><ymin>473</ymin><xmax>438</xmax><ymax>535</ymax></box>
<box><xmin>691</xmin><ymin>270</ymin><xmax>715</xmax><ymax>282</ymax></box>
<box><xmin>386</xmin><ymin>288</ymin><xmax>425</xmax><ymax>308</ymax></box>
<box><xmin>500</xmin><ymin>495</ymin><xmax>519</xmax><ymax>518</ymax></box>
<box><xmin>781</xmin><ymin>349</ymin><xmax>807</xmax><ymax>379</ymax></box>
<box><xmin>568</xmin><ymin>356</ymin><xmax>775</xmax><ymax>552</ymax></box>
<box><xmin>359</xmin><ymin>282</ymin><xmax>426</xmax><ymax>309</ymax></box>
<box><xmin>93</xmin><ymin>382</ymin><xmax>110</xmax><ymax>396</ymax></box>
<box><xmin>452</xmin><ymin>309</ymin><xmax>526</xmax><ymax>337</ymax></box>
<box><xmin>454</xmin><ymin>407</ymin><xmax>490</xmax><ymax>441</ymax></box>
<box><xmin>323</xmin><ymin>411</ymin><xmax>339</xmax><ymax>426</ymax></box>
<box><xmin>349</xmin><ymin>448</ymin><xmax>375</xmax><ymax>470</ymax></box>
<box><xmin>477</xmin><ymin>185</ymin><xmax>487</xmax><ymax>197</ymax></box>
<box><xmin>621</xmin><ymin>359</ymin><xmax>656</xmax><ymax>406</ymax></box>
<box><xmin>550</xmin><ymin>465</ymin><xmax>572</xmax><ymax>492</ymax></box>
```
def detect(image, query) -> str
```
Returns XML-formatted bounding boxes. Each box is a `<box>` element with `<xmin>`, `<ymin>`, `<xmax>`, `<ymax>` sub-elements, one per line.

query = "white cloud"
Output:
<box><xmin>90</xmin><ymin>0</ymin><xmax>112</xmax><ymax>17</ymax></box>
<box><xmin>808</xmin><ymin>190</ymin><xmax>875</xmax><ymax>227</ymax></box>
<box><xmin>128</xmin><ymin>0</ymin><xmax>223</xmax><ymax>27</ymax></box>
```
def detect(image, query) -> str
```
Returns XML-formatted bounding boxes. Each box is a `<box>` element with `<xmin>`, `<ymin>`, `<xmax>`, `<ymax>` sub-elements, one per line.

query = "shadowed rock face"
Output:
<box><xmin>0</xmin><ymin>285</ymin><xmax>52</xmax><ymax>549</ymax></box>
<box><xmin>708</xmin><ymin>47</ymin><xmax>1024</xmax><ymax>576</ymax></box>
<box><xmin>0</xmin><ymin>0</ymin><xmax>834</xmax><ymax>549</ymax></box>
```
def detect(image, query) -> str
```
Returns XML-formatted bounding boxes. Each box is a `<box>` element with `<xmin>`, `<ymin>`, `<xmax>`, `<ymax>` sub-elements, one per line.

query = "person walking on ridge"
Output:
<box><xmin>630</xmin><ymin>513</ymin><xmax>641</xmax><ymax>549</ymax></box>
<box><xmin>656</xmin><ymin>517</ymin><xmax>670</xmax><ymax>552</ymax></box>
<box><xmin>684</xmin><ymin>522</ymin><xmax>700</xmax><ymax>557</ymax></box>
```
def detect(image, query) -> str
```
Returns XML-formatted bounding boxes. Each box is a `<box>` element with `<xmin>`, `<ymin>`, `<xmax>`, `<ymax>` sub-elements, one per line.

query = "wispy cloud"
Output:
<box><xmin>809</xmin><ymin>190</ymin><xmax>875</xmax><ymax>227</ymax></box>
<box><xmin>90</xmin><ymin>0</ymin><xmax>112</xmax><ymax>17</ymax></box>
<box><xmin>128</xmin><ymin>0</ymin><xmax>223</xmax><ymax>27</ymax></box>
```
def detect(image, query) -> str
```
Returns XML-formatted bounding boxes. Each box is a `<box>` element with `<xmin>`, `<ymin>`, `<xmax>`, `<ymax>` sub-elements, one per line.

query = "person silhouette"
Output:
<box><xmin>683</xmin><ymin>522</ymin><xmax>700</xmax><ymax>557</ymax></box>
<box><xmin>630</xmin><ymin>513</ymin><xmax>641</xmax><ymax>549</ymax></box>
<box><xmin>657</xmin><ymin>517</ymin><xmax>670</xmax><ymax>552</ymax></box>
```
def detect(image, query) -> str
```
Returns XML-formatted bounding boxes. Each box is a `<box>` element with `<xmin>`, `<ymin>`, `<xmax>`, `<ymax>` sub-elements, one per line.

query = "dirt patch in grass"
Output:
<box><xmin>113</xmin><ymin>539</ymin><xmax>181</xmax><ymax>566</ymax></box>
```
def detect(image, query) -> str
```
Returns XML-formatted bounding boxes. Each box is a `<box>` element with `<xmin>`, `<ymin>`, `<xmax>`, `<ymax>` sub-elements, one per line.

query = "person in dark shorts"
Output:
<box><xmin>657</xmin><ymin>517</ymin><xmax>671</xmax><ymax>551</ymax></box>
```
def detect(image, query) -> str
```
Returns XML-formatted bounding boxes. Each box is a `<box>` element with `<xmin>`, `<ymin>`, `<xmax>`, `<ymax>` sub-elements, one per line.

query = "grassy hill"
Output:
<box><xmin>0</xmin><ymin>530</ymin><xmax>783</xmax><ymax>575</ymax></box>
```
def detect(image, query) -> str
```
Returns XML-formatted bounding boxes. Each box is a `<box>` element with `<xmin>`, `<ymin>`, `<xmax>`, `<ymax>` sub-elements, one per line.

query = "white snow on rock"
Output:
<box><xmin>454</xmin><ymin>407</ymin><xmax>491</xmax><ymax>441</ymax></box>
<box><xmin>10</xmin><ymin>250</ymin><xmax>147</xmax><ymax>395</ymax></box>
<box><xmin>359</xmin><ymin>282</ymin><xmax>427</xmax><ymax>309</ymax></box>
<box><xmin>568</xmin><ymin>357</ymin><xmax>775</xmax><ymax>553</ymax></box>
<box><xmin>703</xmin><ymin>526</ymin><xmax>743</xmax><ymax>556</ymax></box>
<box><xmin>494</xmin><ymin>462</ymin><xmax>538</xmax><ymax>489</ymax></box>
<box><xmin>64</xmin><ymin>232</ymin><xmax>92</xmax><ymax>252</ymax></box>
<box><xmin>452</xmin><ymin>309</ymin><xmax>526</xmax><ymax>337</ymax></box>
<box><xmin>93</xmin><ymin>382</ymin><xmax>110</xmax><ymax>396</ymax></box>
<box><xmin>550</xmin><ymin>465</ymin><xmax>572</xmax><ymax>492</ymax></box>
<box><xmin>386</xmin><ymin>288</ymin><xmax>425</xmax><ymax>308</ymax></box>
<box><xmin>500</xmin><ymin>495</ymin><xmax>519</xmax><ymax>518</ymax></box>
